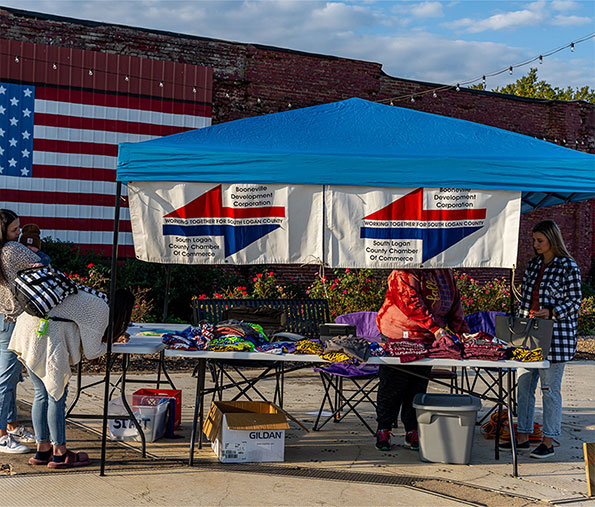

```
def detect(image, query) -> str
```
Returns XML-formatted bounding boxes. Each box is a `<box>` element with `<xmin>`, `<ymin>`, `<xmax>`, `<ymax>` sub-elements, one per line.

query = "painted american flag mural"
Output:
<box><xmin>0</xmin><ymin>38</ymin><xmax>212</xmax><ymax>257</ymax></box>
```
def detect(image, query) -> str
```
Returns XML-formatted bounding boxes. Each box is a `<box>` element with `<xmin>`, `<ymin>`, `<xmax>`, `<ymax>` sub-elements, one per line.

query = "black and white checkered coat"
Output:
<box><xmin>518</xmin><ymin>255</ymin><xmax>582</xmax><ymax>362</ymax></box>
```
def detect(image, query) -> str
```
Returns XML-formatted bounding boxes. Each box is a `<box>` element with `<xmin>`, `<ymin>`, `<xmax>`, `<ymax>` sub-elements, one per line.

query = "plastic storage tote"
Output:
<box><xmin>412</xmin><ymin>393</ymin><xmax>482</xmax><ymax>465</ymax></box>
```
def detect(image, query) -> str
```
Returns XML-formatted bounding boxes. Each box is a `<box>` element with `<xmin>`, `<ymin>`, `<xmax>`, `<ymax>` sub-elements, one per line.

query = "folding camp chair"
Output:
<box><xmin>312</xmin><ymin>362</ymin><xmax>379</xmax><ymax>434</ymax></box>
<box><xmin>311</xmin><ymin>312</ymin><xmax>381</xmax><ymax>433</ymax></box>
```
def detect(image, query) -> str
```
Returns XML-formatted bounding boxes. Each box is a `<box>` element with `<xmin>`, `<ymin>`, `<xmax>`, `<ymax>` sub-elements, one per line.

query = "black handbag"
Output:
<box><xmin>495</xmin><ymin>315</ymin><xmax>553</xmax><ymax>356</ymax></box>
<box><xmin>13</xmin><ymin>267</ymin><xmax>78</xmax><ymax>318</ymax></box>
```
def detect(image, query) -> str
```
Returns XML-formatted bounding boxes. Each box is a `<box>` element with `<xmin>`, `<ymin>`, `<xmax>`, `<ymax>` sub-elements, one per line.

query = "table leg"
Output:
<box><xmin>66</xmin><ymin>362</ymin><xmax>83</xmax><ymax>417</ymax></box>
<box><xmin>495</xmin><ymin>369</ymin><xmax>503</xmax><ymax>461</ymax></box>
<box><xmin>507</xmin><ymin>368</ymin><xmax>518</xmax><ymax>477</ymax></box>
<box><xmin>120</xmin><ymin>354</ymin><xmax>147</xmax><ymax>458</ymax></box>
<box><xmin>189</xmin><ymin>358</ymin><xmax>206</xmax><ymax>466</ymax></box>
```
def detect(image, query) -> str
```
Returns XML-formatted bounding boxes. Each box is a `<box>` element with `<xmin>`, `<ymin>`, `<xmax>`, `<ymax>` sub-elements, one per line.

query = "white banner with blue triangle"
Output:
<box><xmin>326</xmin><ymin>186</ymin><xmax>521</xmax><ymax>269</ymax></box>
<box><xmin>128</xmin><ymin>182</ymin><xmax>323</xmax><ymax>265</ymax></box>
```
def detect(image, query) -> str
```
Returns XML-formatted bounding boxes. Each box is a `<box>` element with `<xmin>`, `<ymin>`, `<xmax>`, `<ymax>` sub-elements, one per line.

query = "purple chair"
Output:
<box><xmin>313</xmin><ymin>312</ymin><xmax>380</xmax><ymax>435</ymax></box>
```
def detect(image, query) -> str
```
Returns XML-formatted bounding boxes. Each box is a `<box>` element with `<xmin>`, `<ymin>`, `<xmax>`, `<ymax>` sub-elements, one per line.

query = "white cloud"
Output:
<box><xmin>445</xmin><ymin>0</ymin><xmax>548</xmax><ymax>33</ymax></box>
<box><xmin>410</xmin><ymin>2</ymin><xmax>444</xmax><ymax>18</ymax></box>
<box><xmin>551</xmin><ymin>0</ymin><xmax>581</xmax><ymax>11</ymax></box>
<box><xmin>551</xmin><ymin>14</ymin><xmax>592</xmax><ymax>26</ymax></box>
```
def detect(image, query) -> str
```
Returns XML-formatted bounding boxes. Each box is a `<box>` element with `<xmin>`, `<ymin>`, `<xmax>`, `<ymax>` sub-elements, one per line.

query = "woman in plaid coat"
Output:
<box><xmin>502</xmin><ymin>220</ymin><xmax>582</xmax><ymax>459</ymax></box>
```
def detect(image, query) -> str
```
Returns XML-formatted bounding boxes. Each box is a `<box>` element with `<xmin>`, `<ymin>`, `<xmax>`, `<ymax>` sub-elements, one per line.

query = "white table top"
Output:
<box><xmin>164</xmin><ymin>349</ymin><xmax>548</xmax><ymax>369</ymax></box>
<box><xmin>110</xmin><ymin>322</ymin><xmax>189</xmax><ymax>355</ymax></box>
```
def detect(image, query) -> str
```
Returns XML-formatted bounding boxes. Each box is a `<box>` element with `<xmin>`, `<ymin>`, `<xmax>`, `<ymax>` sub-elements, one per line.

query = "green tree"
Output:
<box><xmin>471</xmin><ymin>68</ymin><xmax>595</xmax><ymax>103</ymax></box>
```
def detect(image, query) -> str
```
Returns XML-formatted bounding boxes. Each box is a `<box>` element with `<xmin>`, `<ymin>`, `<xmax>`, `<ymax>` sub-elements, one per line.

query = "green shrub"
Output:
<box><xmin>454</xmin><ymin>271</ymin><xmax>513</xmax><ymax>314</ymax></box>
<box><xmin>579</xmin><ymin>296</ymin><xmax>595</xmax><ymax>336</ymax></box>
<box><xmin>306</xmin><ymin>268</ymin><xmax>387</xmax><ymax>319</ymax></box>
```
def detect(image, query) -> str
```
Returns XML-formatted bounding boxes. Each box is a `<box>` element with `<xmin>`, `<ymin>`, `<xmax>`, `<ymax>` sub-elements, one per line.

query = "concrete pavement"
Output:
<box><xmin>1</xmin><ymin>361</ymin><xmax>593</xmax><ymax>506</ymax></box>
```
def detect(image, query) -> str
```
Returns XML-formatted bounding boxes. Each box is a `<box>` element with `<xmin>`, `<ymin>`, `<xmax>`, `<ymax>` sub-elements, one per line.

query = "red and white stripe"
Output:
<box><xmin>0</xmin><ymin>87</ymin><xmax>211</xmax><ymax>256</ymax></box>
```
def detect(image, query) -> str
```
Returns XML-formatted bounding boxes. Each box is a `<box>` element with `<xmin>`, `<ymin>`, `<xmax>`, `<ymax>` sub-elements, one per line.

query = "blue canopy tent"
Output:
<box><xmin>97</xmin><ymin>98</ymin><xmax>594</xmax><ymax>475</ymax></box>
<box><xmin>118</xmin><ymin>98</ymin><xmax>595</xmax><ymax>212</ymax></box>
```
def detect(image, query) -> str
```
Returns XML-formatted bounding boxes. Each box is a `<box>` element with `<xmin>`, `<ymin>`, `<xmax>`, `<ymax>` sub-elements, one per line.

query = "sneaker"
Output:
<box><xmin>0</xmin><ymin>434</ymin><xmax>30</xmax><ymax>454</ymax></box>
<box><xmin>405</xmin><ymin>429</ymin><xmax>419</xmax><ymax>451</ymax></box>
<box><xmin>8</xmin><ymin>425</ymin><xmax>36</xmax><ymax>444</ymax></box>
<box><xmin>530</xmin><ymin>443</ymin><xmax>554</xmax><ymax>459</ymax></box>
<box><xmin>499</xmin><ymin>439</ymin><xmax>530</xmax><ymax>450</ymax></box>
<box><xmin>375</xmin><ymin>429</ymin><xmax>392</xmax><ymax>451</ymax></box>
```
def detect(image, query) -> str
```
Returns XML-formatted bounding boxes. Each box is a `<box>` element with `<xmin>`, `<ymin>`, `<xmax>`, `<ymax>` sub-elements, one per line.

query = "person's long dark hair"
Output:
<box><xmin>0</xmin><ymin>209</ymin><xmax>19</xmax><ymax>283</ymax></box>
<box><xmin>102</xmin><ymin>289</ymin><xmax>136</xmax><ymax>343</ymax></box>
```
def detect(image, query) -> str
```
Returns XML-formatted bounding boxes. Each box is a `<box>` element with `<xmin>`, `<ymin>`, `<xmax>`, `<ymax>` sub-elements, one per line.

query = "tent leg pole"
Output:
<box><xmin>100</xmin><ymin>181</ymin><xmax>122</xmax><ymax>477</ymax></box>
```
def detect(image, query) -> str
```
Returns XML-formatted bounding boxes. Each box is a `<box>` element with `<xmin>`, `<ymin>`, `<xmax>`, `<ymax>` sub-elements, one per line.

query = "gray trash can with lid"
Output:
<box><xmin>412</xmin><ymin>393</ymin><xmax>482</xmax><ymax>464</ymax></box>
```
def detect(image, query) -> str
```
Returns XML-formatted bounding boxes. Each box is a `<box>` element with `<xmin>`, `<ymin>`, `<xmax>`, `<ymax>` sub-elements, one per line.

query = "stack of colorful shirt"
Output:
<box><xmin>462</xmin><ymin>341</ymin><xmax>506</xmax><ymax>361</ymax></box>
<box><xmin>206</xmin><ymin>335</ymin><xmax>255</xmax><ymax>352</ymax></box>
<box><xmin>161</xmin><ymin>326</ymin><xmax>200</xmax><ymax>351</ymax></box>
<box><xmin>383</xmin><ymin>340</ymin><xmax>428</xmax><ymax>362</ymax></box>
<box><xmin>427</xmin><ymin>335</ymin><xmax>463</xmax><ymax>359</ymax></box>
<box><xmin>294</xmin><ymin>339</ymin><xmax>324</xmax><ymax>355</ymax></box>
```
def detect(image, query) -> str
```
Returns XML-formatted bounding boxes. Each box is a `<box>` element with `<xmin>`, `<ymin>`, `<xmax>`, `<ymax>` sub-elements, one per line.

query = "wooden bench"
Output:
<box><xmin>191</xmin><ymin>298</ymin><xmax>330</xmax><ymax>338</ymax></box>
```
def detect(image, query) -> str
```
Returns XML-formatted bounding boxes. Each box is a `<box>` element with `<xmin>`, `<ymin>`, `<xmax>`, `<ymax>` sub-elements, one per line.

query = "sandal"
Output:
<box><xmin>29</xmin><ymin>454</ymin><xmax>53</xmax><ymax>466</ymax></box>
<box><xmin>47</xmin><ymin>450</ymin><xmax>91</xmax><ymax>469</ymax></box>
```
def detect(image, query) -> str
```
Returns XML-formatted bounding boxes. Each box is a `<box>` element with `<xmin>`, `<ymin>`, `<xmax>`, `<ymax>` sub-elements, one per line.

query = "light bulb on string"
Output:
<box><xmin>410</xmin><ymin>96</ymin><xmax>415</xmax><ymax>103</ymax></box>
<box><xmin>455</xmin><ymin>83</ymin><xmax>460</xmax><ymax>91</ymax></box>
<box><xmin>539</xmin><ymin>55</ymin><xmax>543</xmax><ymax>64</ymax></box>
<box><xmin>432</xmin><ymin>91</ymin><xmax>438</xmax><ymax>98</ymax></box>
<box><xmin>390</xmin><ymin>100</ymin><xmax>394</xmax><ymax>106</ymax></box>
<box><xmin>125</xmin><ymin>75</ymin><xmax>129</xmax><ymax>81</ymax></box>
<box><xmin>570</xmin><ymin>43</ymin><xmax>575</xmax><ymax>52</ymax></box>
<box><xmin>288</xmin><ymin>103</ymin><xmax>292</xmax><ymax>108</ymax></box>
<box><xmin>192</xmin><ymin>87</ymin><xmax>197</xmax><ymax>94</ymax></box>
<box><xmin>88</xmin><ymin>68</ymin><xmax>93</xmax><ymax>76</ymax></box>
<box><xmin>159</xmin><ymin>81</ymin><xmax>164</xmax><ymax>88</ymax></box>
<box><xmin>482</xmin><ymin>75</ymin><xmax>486</xmax><ymax>86</ymax></box>
<box><xmin>509</xmin><ymin>66</ymin><xmax>513</xmax><ymax>75</ymax></box>
<box><xmin>52</xmin><ymin>63</ymin><xmax>57</xmax><ymax>70</ymax></box>
<box><xmin>14</xmin><ymin>56</ymin><xmax>19</xmax><ymax>63</ymax></box>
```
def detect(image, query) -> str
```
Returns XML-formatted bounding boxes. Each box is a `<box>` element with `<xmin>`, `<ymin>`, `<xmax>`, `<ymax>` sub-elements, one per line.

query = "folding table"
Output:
<box><xmin>165</xmin><ymin>348</ymin><xmax>548</xmax><ymax>477</ymax></box>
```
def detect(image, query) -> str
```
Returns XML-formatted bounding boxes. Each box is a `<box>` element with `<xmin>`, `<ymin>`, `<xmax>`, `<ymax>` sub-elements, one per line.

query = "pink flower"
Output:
<box><xmin>256</xmin><ymin>273</ymin><xmax>263</xmax><ymax>278</ymax></box>
<box><xmin>330</xmin><ymin>283</ymin><xmax>337</xmax><ymax>289</ymax></box>
<box><xmin>87</xmin><ymin>263</ymin><xmax>94</xmax><ymax>268</ymax></box>
<box><xmin>345</xmin><ymin>268</ymin><xmax>350</xmax><ymax>273</ymax></box>
<box><xmin>343</xmin><ymin>290</ymin><xmax>347</xmax><ymax>294</ymax></box>
<box><xmin>268</xmin><ymin>272</ymin><xmax>274</xmax><ymax>277</ymax></box>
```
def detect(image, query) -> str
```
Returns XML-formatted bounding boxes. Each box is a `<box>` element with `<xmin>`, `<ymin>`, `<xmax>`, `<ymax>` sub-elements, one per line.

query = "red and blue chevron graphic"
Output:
<box><xmin>360</xmin><ymin>188</ymin><xmax>487</xmax><ymax>262</ymax></box>
<box><xmin>163</xmin><ymin>185</ymin><xmax>285</xmax><ymax>256</ymax></box>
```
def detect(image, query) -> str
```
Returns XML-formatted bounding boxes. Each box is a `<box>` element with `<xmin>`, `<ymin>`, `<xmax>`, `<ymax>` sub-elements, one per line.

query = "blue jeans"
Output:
<box><xmin>28</xmin><ymin>368</ymin><xmax>68</xmax><ymax>446</ymax></box>
<box><xmin>516</xmin><ymin>362</ymin><xmax>566</xmax><ymax>439</ymax></box>
<box><xmin>0</xmin><ymin>315</ymin><xmax>21</xmax><ymax>430</ymax></box>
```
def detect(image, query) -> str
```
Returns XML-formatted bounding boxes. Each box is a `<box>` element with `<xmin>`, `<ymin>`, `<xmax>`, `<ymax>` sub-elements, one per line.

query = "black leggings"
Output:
<box><xmin>376</xmin><ymin>365</ymin><xmax>432</xmax><ymax>432</ymax></box>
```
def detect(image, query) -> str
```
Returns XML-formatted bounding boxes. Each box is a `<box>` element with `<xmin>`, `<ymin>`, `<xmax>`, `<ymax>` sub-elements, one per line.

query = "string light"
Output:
<box><xmin>88</xmin><ymin>68</ymin><xmax>93</xmax><ymax>76</ymax></box>
<box><xmin>410</xmin><ymin>96</ymin><xmax>415</xmax><ymax>103</ymax></box>
<box><xmin>14</xmin><ymin>56</ymin><xmax>19</xmax><ymax>63</ymax></box>
<box><xmin>257</xmin><ymin>97</ymin><xmax>261</xmax><ymax>104</ymax></box>
<box><xmin>432</xmin><ymin>91</ymin><xmax>438</xmax><ymax>98</ymax></box>
<box><xmin>159</xmin><ymin>81</ymin><xmax>164</xmax><ymax>88</ymax></box>
<box><xmin>288</xmin><ymin>102</ymin><xmax>292</xmax><ymax>108</ymax></box>
<box><xmin>378</xmin><ymin>32</ymin><xmax>593</xmax><ymax>106</ymax></box>
<box><xmin>390</xmin><ymin>100</ymin><xmax>394</xmax><ymax>106</ymax></box>
<box><xmin>125</xmin><ymin>75</ymin><xmax>129</xmax><ymax>81</ymax></box>
<box><xmin>52</xmin><ymin>62</ymin><xmax>57</xmax><ymax>70</ymax></box>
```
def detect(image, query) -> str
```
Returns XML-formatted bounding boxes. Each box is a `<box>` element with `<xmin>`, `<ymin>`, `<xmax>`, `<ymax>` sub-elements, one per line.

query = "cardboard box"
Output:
<box><xmin>204</xmin><ymin>401</ymin><xmax>290</xmax><ymax>463</ymax></box>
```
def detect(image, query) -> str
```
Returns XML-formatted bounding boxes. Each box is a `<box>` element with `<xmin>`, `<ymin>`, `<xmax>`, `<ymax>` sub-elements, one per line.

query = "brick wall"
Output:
<box><xmin>1</xmin><ymin>6</ymin><xmax>593</xmax><ymax>282</ymax></box>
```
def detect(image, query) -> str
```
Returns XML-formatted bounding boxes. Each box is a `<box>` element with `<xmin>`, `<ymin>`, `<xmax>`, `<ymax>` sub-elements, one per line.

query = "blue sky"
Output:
<box><xmin>3</xmin><ymin>1</ymin><xmax>594</xmax><ymax>89</ymax></box>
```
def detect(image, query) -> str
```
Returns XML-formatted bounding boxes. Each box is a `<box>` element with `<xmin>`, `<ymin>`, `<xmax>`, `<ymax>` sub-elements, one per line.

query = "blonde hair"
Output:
<box><xmin>532</xmin><ymin>220</ymin><xmax>573</xmax><ymax>259</ymax></box>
